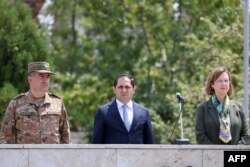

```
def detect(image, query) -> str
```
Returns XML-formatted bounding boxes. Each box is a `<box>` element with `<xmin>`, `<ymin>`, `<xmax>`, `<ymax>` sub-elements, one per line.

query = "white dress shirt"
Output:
<box><xmin>116</xmin><ymin>99</ymin><xmax>133</xmax><ymax>127</ymax></box>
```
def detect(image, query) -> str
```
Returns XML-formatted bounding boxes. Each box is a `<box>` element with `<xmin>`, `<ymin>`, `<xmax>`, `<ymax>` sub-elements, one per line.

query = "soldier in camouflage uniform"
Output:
<box><xmin>0</xmin><ymin>62</ymin><xmax>71</xmax><ymax>144</ymax></box>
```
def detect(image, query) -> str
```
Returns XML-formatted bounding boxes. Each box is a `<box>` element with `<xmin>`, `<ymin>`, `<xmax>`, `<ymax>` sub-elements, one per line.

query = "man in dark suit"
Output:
<box><xmin>92</xmin><ymin>74</ymin><xmax>155</xmax><ymax>144</ymax></box>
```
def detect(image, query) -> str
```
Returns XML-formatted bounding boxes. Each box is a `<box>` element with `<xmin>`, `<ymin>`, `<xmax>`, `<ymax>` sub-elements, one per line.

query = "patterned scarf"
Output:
<box><xmin>211</xmin><ymin>95</ymin><xmax>232</xmax><ymax>143</ymax></box>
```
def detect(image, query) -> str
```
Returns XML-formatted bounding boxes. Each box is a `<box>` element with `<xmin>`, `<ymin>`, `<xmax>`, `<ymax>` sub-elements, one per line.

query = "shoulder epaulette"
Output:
<box><xmin>48</xmin><ymin>92</ymin><xmax>61</xmax><ymax>99</ymax></box>
<box><xmin>13</xmin><ymin>93</ymin><xmax>25</xmax><ymax>100</ymax></box>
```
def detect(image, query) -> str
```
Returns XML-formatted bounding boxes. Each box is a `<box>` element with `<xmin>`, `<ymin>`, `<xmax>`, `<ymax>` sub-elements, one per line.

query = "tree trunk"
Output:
<box><xmin>22</xmin><ymin>0</ymin><xmax>46</xmax><ymax>18</ymax></box>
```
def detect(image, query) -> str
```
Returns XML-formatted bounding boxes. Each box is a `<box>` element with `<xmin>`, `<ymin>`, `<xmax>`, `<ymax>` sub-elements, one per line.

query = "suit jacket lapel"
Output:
<box><xmin>109</xmin><ymin>100</ymin><xmax>128</xmax><ymax>131</ymax></box>
<box><xmin>228</xmin><ymin>102</ymin><xmax>238</xmax><ymax>142</ymax></box>
<box><xmin>130</xmin><ymin>102</ymin><xmax>140</xmax><ymax>131</ymax></box>
<box><xmin>207</xmin><ymin>100</ymin><xmax>220</xmax><ymax>131</ymax></box>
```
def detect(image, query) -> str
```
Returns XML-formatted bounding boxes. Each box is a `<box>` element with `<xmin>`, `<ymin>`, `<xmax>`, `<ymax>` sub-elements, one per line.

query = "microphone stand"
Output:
<box><xmin>175</xmin><ymin>98</ymin><xmax>190</xmax><ymax>144</ymax></box>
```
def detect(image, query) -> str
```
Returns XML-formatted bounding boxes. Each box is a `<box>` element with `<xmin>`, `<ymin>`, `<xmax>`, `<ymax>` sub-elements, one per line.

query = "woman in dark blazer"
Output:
<box><xmin>195</xmin><ymin>67</ymin><xmax>249</xmax><ymax>145</ymax></box>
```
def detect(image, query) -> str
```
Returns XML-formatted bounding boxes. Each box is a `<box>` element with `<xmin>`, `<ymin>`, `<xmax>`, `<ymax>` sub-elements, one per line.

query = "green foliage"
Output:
<box><xmin>0</xmin><ymin>0</ymin><xmax>247</xmax><ymax>144</ymax></box>
<box><xmin>0</xmin><ymin>0</ymin><xmax>50</xmax><ymax>93</ymax></box>
<box><xmin>0</xmin><ymin>83</ymin><xmax>17</xmax><ymax>121</ymax></box>
<box><xmin>41</xmin><ymin>0</ymin><xmax>245</xmax><ymax>144</ymax></box>
<box><xmin>52</xmin><ymin>73</ymin><xmax>112</xmax><ymax>141</ymax></box>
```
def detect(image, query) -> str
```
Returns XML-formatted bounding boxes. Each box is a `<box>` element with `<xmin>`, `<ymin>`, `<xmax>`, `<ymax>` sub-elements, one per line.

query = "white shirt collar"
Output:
<box><xmin>116</xmin><ymin>99</ymin><xmax>133</xmax><ymax>109</ymax></box>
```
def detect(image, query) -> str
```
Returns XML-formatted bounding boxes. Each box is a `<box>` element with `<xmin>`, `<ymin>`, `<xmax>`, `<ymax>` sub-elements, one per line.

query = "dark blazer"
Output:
<box><xmin>195</xmin><ymin>98</ymin><xmax>249</xmax><ymax>145</ymax></box>
<box><xmin>92</xmin><ymin>99</ymin><xmax>155</xmax><ymax>144</ymax></box>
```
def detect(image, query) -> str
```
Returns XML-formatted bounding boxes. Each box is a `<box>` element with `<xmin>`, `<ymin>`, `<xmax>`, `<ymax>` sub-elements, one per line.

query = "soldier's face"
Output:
<box><xmin>28</xmin><ymin>72</ymin><xmax>51</xmax><ymax>93</ymax></box>
<box><xmin>113</xmin><ymin>76</ymin><xmax>136</xmax><ymax>104</ymax></box>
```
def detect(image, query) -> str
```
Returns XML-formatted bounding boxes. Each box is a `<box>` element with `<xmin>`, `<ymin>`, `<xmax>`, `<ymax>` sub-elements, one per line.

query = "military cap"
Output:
<box><xmin>28</xmin><ymin>61</ymin><xmax>54</xmax><ymax>75</ymax></box>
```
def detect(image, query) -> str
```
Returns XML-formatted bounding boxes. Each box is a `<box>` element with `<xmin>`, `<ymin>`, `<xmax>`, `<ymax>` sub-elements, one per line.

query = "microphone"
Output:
<box><xmin>176</xmin><ymin>92</ymin><xmax>184</xmax><ymax>102</ymax></box>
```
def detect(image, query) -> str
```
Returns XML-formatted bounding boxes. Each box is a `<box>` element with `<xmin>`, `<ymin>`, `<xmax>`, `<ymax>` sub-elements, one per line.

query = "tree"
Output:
<box><xmin>0</xmin><ymin>0</ymin><xmax>50</xmax><ymax>120</ymax></box>
<box><xmin>22</xmin><ymin>0</ymin><xmax>46</xmax><ymax>19</ymax></box>
<box><xmin>39</xmin><ymin>0</ymin><xmax>246</xmax><ymax>143</ymax></box>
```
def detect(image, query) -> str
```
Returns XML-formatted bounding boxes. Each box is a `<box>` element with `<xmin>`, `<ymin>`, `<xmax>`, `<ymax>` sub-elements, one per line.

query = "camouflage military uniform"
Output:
<box><xmin>0</xmin><ymin>91</ymin><xmax>71</xmax><ymax>144</ymax></box>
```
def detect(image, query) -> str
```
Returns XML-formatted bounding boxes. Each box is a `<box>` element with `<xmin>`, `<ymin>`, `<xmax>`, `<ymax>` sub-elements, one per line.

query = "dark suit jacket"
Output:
<box><xmin>92</xmin><ymin>99</ymin><xmax>155</xmax><ymax>144</ymax></box>
<box><xmin>195</xmin><ymin>98</ymin><xmax>249</xmax><ymax>145</ymax></box>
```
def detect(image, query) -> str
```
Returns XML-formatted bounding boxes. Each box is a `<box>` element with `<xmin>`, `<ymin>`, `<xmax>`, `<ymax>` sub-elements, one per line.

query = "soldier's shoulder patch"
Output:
<box><xmin>48</xmin><ymin>92</ymin><xmax>61</xmax><ymax>99</ymax></box>
<box><xmin>13</xmin><ymin>93</ymin><xmax>25</xmax><ymax>100</ymax></box>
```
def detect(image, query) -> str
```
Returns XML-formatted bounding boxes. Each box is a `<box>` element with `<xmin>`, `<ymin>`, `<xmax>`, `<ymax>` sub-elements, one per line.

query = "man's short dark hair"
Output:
<box><xmin>113</xmin><ymin>74</ymin><xmax>136</xmax><ymax>88</ymax></box>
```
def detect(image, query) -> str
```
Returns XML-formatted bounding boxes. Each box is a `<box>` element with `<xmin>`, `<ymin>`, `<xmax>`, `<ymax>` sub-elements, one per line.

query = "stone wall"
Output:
<box><xmin>0</xmin><ymin>144</ymin><xmax>249</xmax><ymax>167</ymax></box>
